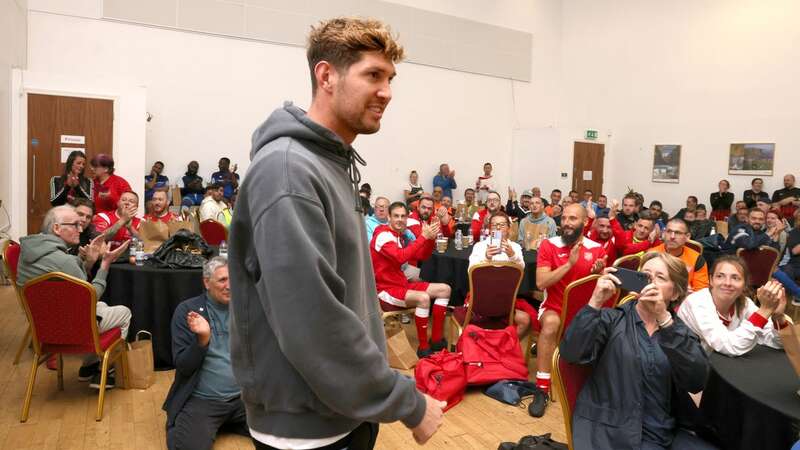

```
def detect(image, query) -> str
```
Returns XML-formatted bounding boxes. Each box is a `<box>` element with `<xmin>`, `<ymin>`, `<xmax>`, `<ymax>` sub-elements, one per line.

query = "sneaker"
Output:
<box><xmin>529</xmin><ymin>342</ymin><xmax>537</xmax><ymax>356</ymax></box>
<box><xmin>429</xmin><ymin>338</ymin><xmax>448</xmax><ymax>352</ymax></box>
<box><xmin>416</xmin><ymin>347</ymin><xmax>434</xmax><ymax>359</ymax></box>
<box><xmin>89</xmin><ymin>371</ymin><xmax>116</xmax><ymax>390</ymax></box>
<box><xmin>528</xmin><ymin>390</ymin><xmax>549</xmax><ymax>418</ymax></box>
<box><xmin>78</xmin><ymin>362</ymin><xmax>101</xmax><ymax>381</ymax></box>
<box><xmin>400</xmin><ymin>313</ymin><xmax>411</xmax><ymax>324</ymax></box>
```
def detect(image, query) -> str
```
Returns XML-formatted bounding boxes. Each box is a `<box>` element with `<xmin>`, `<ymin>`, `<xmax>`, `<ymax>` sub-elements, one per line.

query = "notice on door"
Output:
<box><xmin>582</xmin><ymin>170</ymin><xmax>593</xmax><ymax>181</ymax></box>
<box><xmin>60</xmin><ymin>135</ymin><xmax>85</xmax><ymax>145</ymax></box>
<box><xmin>61</xmin><ymin>147</ymin><xmax>84</xmax><ymax>163</ymax></box>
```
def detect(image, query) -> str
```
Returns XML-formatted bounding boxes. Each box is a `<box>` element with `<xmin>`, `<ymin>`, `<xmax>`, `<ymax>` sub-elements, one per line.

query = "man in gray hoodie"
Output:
<box><xmin>228</xmin><ymin>17</ymin><xmax>444</xmax><ymax>450</ymax></box>
<box><xmin>17</xmin><ymin>205</ymin><xmax>131</xmax><ymax>387</ymax></box>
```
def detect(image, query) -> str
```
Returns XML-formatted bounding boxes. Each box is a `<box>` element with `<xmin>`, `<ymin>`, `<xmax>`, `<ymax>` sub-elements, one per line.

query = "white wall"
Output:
<box><xmin>0</xmin><ymin>0</ymin><xmax>27</xmax><ymax>238</ymax></box>
<box><xmin>25</xmin><ymin>1</ymin><xmax>564</xmax><ymax>208</ymax></box>
<box><xmin>559</xmin><ymin>0</ymin><xmax>800</xmax><ymax>214</ymax></box>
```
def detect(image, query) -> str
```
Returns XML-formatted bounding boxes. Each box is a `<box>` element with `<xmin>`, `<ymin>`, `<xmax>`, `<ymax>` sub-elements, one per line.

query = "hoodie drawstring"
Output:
<box><xmin>347</xmin><ymin>148</ymin><xmax>367</xmax><ymax>213</ymax></box>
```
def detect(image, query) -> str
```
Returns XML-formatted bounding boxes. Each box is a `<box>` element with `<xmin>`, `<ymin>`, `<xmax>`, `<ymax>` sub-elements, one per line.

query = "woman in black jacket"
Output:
<box><xmin>709</xmin><ymin>179</ymin><xmax>734</xmax><ymax>221</ymax></box>
<box><xmin>50</xmin><ymin>150</ymin><xmax>93</xmax><ymax>206</ymax></box>
<box><xmin>560</xmin><ymin>252</ymin><xmax>712</xmax><ymax>450</ymax></box>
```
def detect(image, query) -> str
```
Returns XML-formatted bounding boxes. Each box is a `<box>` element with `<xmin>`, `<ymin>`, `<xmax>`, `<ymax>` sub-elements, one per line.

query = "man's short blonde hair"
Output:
<box><xmin>307</xmin><ymin>17</ymin><xmax>405</xmax><ymax>93</ymax></box>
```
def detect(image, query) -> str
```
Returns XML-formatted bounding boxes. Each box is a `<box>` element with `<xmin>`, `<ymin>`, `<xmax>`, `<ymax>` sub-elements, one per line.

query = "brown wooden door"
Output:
<box><xmin>27</xmin><ymin>94</ymin><xmax>114</xmax><ymax>234</ymax></box>
<box><xmin>572</xmin><ymin>142</ymin><xmax>605</xmax><ymax>197</ymax></box>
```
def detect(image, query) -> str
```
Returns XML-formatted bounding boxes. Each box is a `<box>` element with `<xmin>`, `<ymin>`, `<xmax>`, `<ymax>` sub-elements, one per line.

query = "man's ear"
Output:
<box><xmin>314</xmin><ymin>61</ymin><xmax>338</xmax><ymax>94</ymax></box>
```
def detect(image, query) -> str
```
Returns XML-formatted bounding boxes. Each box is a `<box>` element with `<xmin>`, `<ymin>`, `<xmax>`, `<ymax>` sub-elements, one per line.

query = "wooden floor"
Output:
<box><xmin>0</xmin><ymin>285</ymin><xmax>566</xmax><ymax>450</ymax></box>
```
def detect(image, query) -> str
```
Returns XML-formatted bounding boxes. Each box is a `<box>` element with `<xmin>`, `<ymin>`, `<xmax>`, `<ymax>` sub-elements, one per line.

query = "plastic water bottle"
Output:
<box><xmin>219</xmin><ymin>240</ymin><xmax>228</xmax><ymax>259</ymax></box>
<box><xmin>454</xmin><ymin>229</ymin><xmax>463</xmax><ymax>250</ymax></box>
<box><xmin>134</xmin><ymin>238</ymin><xmax>145</xmax><ymax>266</ymax></box>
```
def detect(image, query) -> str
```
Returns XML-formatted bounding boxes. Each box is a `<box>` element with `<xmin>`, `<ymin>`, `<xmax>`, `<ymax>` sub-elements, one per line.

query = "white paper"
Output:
<box><xmin>61</xmin><ymin>147</ymin><xmax>84</xmax><ymax>162</ymax></box>
<box><xmin>60</xmin><ymin>135</ymin><xmax>85</xmax><ymax>145</ymax></box>
<box><xmin>583</xmin><ymin>170</ymin><xmax>593</xmax><ymax>181</ymax></box>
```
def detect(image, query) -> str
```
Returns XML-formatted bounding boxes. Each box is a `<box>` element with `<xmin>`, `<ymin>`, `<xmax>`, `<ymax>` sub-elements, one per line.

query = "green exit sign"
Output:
<box><xmin>585</xmin><ymin>129</ymin><xmax>598</xmax><ymax>140</ymax></box>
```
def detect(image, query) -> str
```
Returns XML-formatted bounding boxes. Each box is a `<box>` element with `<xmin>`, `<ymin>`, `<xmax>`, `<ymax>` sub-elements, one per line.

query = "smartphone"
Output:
<box><xmin>491</xmin><ymin>230</ymin><xmax>503</xmax><ymax>247</ymax></box>
<box><xmin>614</xmin><ymin>267</ymin><xmax>650</xmax><ymax>293</ymax></box>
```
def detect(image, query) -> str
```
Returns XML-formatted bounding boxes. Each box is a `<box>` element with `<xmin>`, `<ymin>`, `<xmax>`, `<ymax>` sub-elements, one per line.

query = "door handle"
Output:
<box><xmin>32</xmin><ymin>154</ymin><xmax>36</xmax><ymax>201</ymax></box>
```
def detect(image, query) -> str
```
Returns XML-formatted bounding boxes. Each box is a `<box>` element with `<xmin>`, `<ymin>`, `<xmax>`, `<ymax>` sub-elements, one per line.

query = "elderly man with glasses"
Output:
<box><xmin>17</xmin><ymin>205</ymin><xmax>132</xmax><ymax>388</ymax></box>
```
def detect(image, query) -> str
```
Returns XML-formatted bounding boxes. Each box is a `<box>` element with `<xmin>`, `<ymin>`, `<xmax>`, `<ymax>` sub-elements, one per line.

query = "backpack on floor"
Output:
<box><xmin>457</xmin><ymin>325</ymin><xmax>529</xmax><ymax>385</ymax></box>
<box><xmin>414</xmin><ymin>350</ymin><xmax>467</xmax><ymax>412</ymax></box>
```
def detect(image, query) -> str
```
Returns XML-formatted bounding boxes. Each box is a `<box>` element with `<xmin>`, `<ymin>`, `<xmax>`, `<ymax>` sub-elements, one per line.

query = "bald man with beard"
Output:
<box><xmin>533</xmin><ymin>204</ymin><xmax>607</xmax><ymax>414</ymax></box>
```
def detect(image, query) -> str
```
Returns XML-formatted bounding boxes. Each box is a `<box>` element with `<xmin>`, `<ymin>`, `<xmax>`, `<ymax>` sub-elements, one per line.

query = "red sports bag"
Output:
<box><xmin>414</xmin><ymin>350</ymin><xmax>467</xmax><ymax>412</ymax></box>
<box><xmin>457</xmin><ymin>324</ymin><xmax>529</xmax><ymax>385</ymax></box>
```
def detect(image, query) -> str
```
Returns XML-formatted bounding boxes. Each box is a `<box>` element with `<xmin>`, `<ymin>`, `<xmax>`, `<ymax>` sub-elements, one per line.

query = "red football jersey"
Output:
<box><xmin>537</xmin><ymin>236</ymin><xmax>606</xmax><ymax>314</ymax></box>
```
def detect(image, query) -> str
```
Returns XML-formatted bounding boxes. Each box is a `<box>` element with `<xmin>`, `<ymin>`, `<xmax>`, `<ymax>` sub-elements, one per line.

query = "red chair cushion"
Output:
<box><xmin>42</xmin><ymin>328</ymin><xmax>122</xmax><ymax>355</ymax></box>
<box><xmin>559</xmin><ymin>357</ymin><xmax>593</xmax><ymax>412</ymax></box>
<box><xmin>200</xmin><ymin>220</ymin><xmax>227</xmax><ymax>246</ymax></box>
<box><xmin>471</xmin><ymin>265</ymin><xmax>521</xmax><ymax>318</ymax></box>
<box><xmin>740</xmin><ymin>248</ymin><xmax>779</xmax><ymax>287</ymax></box>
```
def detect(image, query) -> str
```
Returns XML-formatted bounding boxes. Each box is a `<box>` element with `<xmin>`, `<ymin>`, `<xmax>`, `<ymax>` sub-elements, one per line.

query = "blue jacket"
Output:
<box><xmin>560</xmin><ymin>301</ymin><xmax>708</xmax><ymax>450</ymax></box>
<box><xmin>432</xmin><ymin>174</ymin><xmax>457</xmax><ymax>199</ymax></box>
<box><xmin>162</xmin><ymin>293</ymin><xmax>212</xmax><ymax>428</ymax></box>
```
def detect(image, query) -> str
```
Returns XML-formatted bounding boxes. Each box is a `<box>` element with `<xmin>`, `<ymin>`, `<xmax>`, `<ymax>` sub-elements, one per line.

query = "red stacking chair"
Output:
<box><xmin>449</xmin><ymin>262</ymin><xmax>534</xmax><ymax>359</ymax></box>
<box><xmin>737</xmin><ymin>246</ymin><xmax>780</xmax><ymax>290</ymax></box>
<box><xmin>686</xmin><ymin>240</ymin><xmax>703</xmax><ymax>255</ymax></box>
<box><xmin>199</xmin><ymin>219</ymin><xmax>228</xmax><ymax>246</ymax></box>
<box><xmin>3</xmin><ymin>240</ymin><xmax>31</xmax><ymax>365</ymax></box>
<box><xmin>552</xmin><ymin>348</ymin><xmax>593</xmax><ymax>450</ymax></box>
<box><xmin>557</xmin><ymin>274</ymin><xmax>619</xmax><ymax>342</ymax></box>
<box><xmin>19</xmin><ymin>272</ymin><xmax>128</xmax><ymax>422</ymax></box>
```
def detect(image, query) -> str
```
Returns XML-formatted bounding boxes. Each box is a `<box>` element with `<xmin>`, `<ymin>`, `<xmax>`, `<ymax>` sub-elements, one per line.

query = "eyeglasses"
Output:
<box><xmin>491</xmin><ymin>222</ymin><xmax>509</xmax><ymax>229</ymax></box>
<box><xmin>58</xmin><ymin>221</ymin><xmax>83</xmax><ymax>230</ymax></box>
<box><xmin>664</xmin><ymin>229</ymin><xmax>687</xmax><ymax>236</ymax></box>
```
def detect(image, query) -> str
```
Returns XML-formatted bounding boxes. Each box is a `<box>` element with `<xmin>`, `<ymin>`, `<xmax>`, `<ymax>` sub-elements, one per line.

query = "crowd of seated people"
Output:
<box><xmin>21</xmin><ymin>151</ymin><xmax>800</xmax><ymax>448</ymax></box>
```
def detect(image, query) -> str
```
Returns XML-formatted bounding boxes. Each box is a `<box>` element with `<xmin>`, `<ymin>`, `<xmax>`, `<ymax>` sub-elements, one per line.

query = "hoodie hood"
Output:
<box><xmin>19</xmin><ymin>234</ymin><xmax>69</xmax><ymax>265</ymax></box>
<box><xmin>250</xmin><ymin>102</ymin><xmax>367</xmax><ymax>212</ymax></box>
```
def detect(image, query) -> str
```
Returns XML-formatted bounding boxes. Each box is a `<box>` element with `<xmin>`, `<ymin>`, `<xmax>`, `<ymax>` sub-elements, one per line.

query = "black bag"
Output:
<box><xmin>149</xmin><ymin>229</ymin><xmax>212</xmax><ymax>269</ymax></box>
<box><xmin>498</xmin><ymin>434</ymin><xmax>567</xmax><ymax>450</ymax></box>
<box><xmin>485</xmin><ymin>380</ymin><xmax>541</xmax><ymax>406</ymax></box>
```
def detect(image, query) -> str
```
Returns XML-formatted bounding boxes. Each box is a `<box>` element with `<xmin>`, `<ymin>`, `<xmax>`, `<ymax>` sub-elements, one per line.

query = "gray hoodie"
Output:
<box><xmin>16</xmin><ymin>233</ymin><xmax>108</xmax><ymax>297</ymax></box>
<box><xmin>228</xmin><ymin>102</ymin><xmax>425</xmax><ymax>439</ymax></box>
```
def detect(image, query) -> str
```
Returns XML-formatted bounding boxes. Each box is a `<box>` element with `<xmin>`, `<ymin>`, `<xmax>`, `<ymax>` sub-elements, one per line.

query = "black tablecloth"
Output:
<box><xmin>102</xmin><ymin>262</ymin><xmax>204</xmax><ymax>369</ymax></box>
<box><xmin>700</xmin><ymin>345</ymin><xmax>800</xmax><ymax>450</ymax></box>
<box><xmin>419</xmin><ymin>241</ymin><xmax>537</xmax><ymax>306</ymax></box>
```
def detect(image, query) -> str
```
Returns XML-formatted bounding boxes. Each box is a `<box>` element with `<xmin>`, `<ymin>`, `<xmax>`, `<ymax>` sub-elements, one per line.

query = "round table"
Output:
<box><xmin>102</xmin><ymin>262</ymin><xmax>204</xmax><ymax>369</ymax></box>
<box><xmin>699</xmin><ymin>345</ymin><xmax>800</xmax><ymax>450</ymax></box>
<box><xmin>419</xmin><ymin>241</ymin><xmax>537</xmax><ymax>306</ymax></box>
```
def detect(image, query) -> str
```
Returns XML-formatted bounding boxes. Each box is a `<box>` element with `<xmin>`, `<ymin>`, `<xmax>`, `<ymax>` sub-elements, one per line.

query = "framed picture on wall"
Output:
<box><xmin>652</xmin><ymin>144</ymin><xmax>681</xmax><ymax>183</ymax></box>
<box><xmin>728</xmin><ymin>143</ymin><xmax>775</xmax><ymax>176</ymax></box>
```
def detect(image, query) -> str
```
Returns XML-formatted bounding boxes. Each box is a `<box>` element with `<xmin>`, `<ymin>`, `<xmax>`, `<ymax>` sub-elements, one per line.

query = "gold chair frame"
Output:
<box><xmin>19</xmin><ymin>272</ymin><xmax>128</xmax><ymax>422</ymax></box>
<box><xmin>2</xmin><ymin>240</ymin><xmax>31</xmax><ymax>365</ymax></box>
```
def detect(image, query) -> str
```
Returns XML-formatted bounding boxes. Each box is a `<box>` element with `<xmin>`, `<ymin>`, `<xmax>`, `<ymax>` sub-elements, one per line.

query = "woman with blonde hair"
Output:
<box><xmin>677</xmin><ymin>255</ymin><xmax>786</xmax><ymax>356</ymax></box>
<box><xmin>560</xmin><ymin>252</ymin><xmax>712</xmax><ymax>449</ymax></box>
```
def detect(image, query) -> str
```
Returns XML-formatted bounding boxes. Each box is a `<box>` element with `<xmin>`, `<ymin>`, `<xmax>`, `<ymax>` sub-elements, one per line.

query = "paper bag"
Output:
<box><xmin>121</xmin><ymin>331</ymin><xmax>155</xmax><ymax>390</ymax></box>
<box><xmin>385</xmin><ymin>321</ymin><xmax>418</xmax><ymax>370</ymax></box>
<box><xmin>138</xmin><ymin>221</ymin><xmax>169</xmax><ymax>253</ymax></box>
<box><xmin>171</xmin><ymin>186</ymin><xmax>182</xmax><ymax>208</ymax></box>
<box><xmin>509</xmin><ymin>222</ymin><xmax>519</xmax><ymax>243</ymax></box>
<box><xmin>780</xmin><ymin>324</ymin><xmax>800</xmax><ymax>377</ymax></box>
<box><xmin>168</xmin><ymin>220</ymin><xmax>193</xmax><ymax>236</ymax></box>
<box><xmin>715</xmin><ymin>221</ymin><xmax>729</xmax><ymax>238</ymax></box>
<box><xmin>523</xmin><ymin>222</ymin><xmax>551</xmax><ymax>251</ymax></box>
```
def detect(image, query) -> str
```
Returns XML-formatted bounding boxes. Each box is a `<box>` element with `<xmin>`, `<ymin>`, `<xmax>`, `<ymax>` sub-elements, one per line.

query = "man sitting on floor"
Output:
<box><xmin>92</xmin><ymin>190</ymin><xmax>142</xmax><ymax>245</ymax></box>
<box><xmin>648</xmin><ymin>218</ymin><xmax>709</xmax><ymax>292</ymax></box>
<box><xmin>17</xmin><ymin>205</ymin><xmax>130</xmax><ymax>388</ymax></box>
<box><xmin>163</xmin><ymin>256</ymin><xmax>250</xmax><ymax>450</ymax></box>
<box><xmin>144</xmin><ymin>190</ymin><xmax>178</xmax><ymax>223</ymax></box>
<box><xmin>371</xmin><ymin>202</ymin><xmax>451</xmax><ymax>358</ymax></box>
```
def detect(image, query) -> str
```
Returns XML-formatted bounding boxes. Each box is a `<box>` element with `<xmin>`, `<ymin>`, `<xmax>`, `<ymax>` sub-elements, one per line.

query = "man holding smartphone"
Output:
<box><xmin>228</xmin><ymin>17</ymin><xmax>444</xmax><ymax>450</ymax></box>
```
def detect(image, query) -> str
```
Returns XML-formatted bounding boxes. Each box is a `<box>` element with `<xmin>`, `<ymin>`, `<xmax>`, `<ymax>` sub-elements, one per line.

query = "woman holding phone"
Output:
<box><xmin>677</xmin><ymin>255</ymin><xmax>786</xmax><ymax>356</ymax></box>
<box><xmin>467</xmin><ymin>211</ymin><xmax>536</xmax><ymax>339</ymax></box>
<box><xmin>560</xmin><ymin>252</ymin><xmax>712</xmax><ymax>449</ymax></box>
<box><xmin>50</xmin><ymin>150</ymin><xmax>92</xmax><ymax>206</ymax></box>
